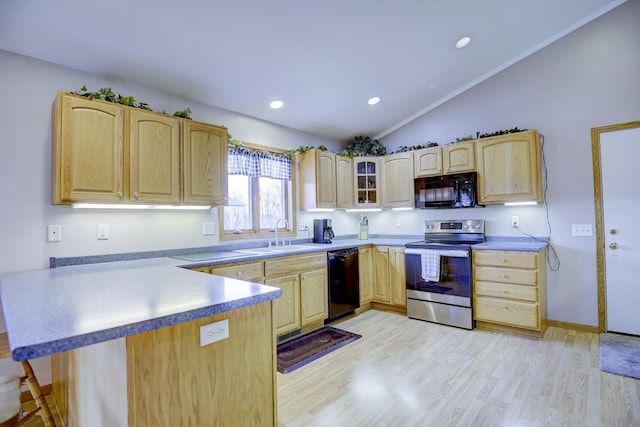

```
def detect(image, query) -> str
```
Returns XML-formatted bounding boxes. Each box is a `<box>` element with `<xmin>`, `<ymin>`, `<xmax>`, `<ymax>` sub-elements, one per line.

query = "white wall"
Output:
<box><xmin>381</xmin><ymin>0</ymin><xmax>640</xmax><ymax>327</ymax></box>
<box><xmin>0</xmin><ymin>50</ymin><xmax>342</xmax><ymax>274</ymax></box>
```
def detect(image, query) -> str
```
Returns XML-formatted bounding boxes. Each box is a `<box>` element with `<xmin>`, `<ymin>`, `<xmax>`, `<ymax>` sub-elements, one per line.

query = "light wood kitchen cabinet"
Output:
<box><xmin>371</xmin><ymin>246</ymin><xmax>406</xmax><ymax>309</ymax></box>
<box><xmin>475</xmin><ymin>130</ymin><xmax>543</xmax><ymax>204</ymax></box>
<box><xmin>52</xmin><ymin>92</ymin><xmax>229</xmax><ymax>206</ymax></box>
<box><xmin>265</xmin><ymin>252</ymin><xmax>328</xmax><ymax>336</ymax></box>
<box><xmin>129</xmin><ymin>109</ymin><xmax>181</xmax><ymax>204</ymax></box>
<box><xmin>443</xmin><ymin>141</ymin><xmax>475</xmax><ymax>173</ymax></box>
<box><xmin>358</xmin><ymin>246</ymin><xmax>374</xmax><ymax>305</ymax></box>
<box><xmin>389</xmin><ymin>247</ymin><xmax>407</xmax><ymax>306</ymax></box>
<box><xmin>300</xmin><ymin>269</ymin><xmax>329</xmax><ymax>325</ymax></box>
<box><xmin>299</xmin><ymin>149</ymin><xmax>337</xmax><ymax>209</ymax></box>
<box><xmin>353</xmin><ymin>157</ymin><xmax>381</xmax><ymax>207</ymax></box>
<box><xmin>265</xmin><ymin>273</ymin><xmax>301</xmax><ymax>335</ymax></box>
<box><xmin>373</xmin><ymin>247</ymin><xmax>391</xmax><ymax>303</ymax></box>
<box><xmin>473</xmin><ymin>249</ymin><xmax>547</xmax><ymax>338</ymax></box>
<box><xmin>413</xmin><ymin>146</ymin><xmax>443</xmax><ymax>177</ymax></box>
<box><xmin>336</xmin><ymin>155</ymin><xmax>355</xmax><ymax>208</ymax></box>
<box><xmin>182</xmin><ymin>119</ymin><xmax>228</xmax><ymax>206</ymax></box>
<box><xmin>382</xmin><ymin>152</ymin><xmax>414</xmax><ymax>208</ymax></box>
<box><xmin>52</xmin><ymin>92</ymin><xmax>125</xmax><ymax>204</ymax></box>
<box><xmin>209</xmin><ymin>260</ymin><xmax>264</xmax><ymax>282</ymax></box>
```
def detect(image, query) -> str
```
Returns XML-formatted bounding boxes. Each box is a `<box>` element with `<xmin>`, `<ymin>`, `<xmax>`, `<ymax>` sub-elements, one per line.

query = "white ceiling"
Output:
<box><xmin>0</xmin><ymin>0</ymin><xmax>626</xmax><ymax>141</ymax></box>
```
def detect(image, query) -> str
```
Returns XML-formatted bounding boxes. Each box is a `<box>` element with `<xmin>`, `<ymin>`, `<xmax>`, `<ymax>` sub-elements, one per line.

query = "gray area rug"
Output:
<box><xmin>600</xmin><ymin>333</ymin><xmax>640</xmax><ymax>379</ymax></box>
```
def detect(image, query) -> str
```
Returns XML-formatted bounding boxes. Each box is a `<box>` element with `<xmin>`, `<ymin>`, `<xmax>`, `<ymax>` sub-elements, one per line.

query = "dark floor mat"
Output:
<box><xmin>277</xmin><ymin>326</ymin><xmax>362</xmax><ymax>374</ymax></box>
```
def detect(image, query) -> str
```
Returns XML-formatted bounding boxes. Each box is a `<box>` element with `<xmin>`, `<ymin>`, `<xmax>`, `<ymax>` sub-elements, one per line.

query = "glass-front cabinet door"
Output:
<box><xmin>353</xmin><ymin>157</ymin><xmax>380</xmax><ymax>207</ymax></box>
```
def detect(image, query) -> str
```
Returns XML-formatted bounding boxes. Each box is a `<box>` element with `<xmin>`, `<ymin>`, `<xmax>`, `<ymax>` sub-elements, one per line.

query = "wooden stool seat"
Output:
<box><xmin>0</xmin><ymin>333</ymin><xmax>56</xmax><ymax>427</ymax></box>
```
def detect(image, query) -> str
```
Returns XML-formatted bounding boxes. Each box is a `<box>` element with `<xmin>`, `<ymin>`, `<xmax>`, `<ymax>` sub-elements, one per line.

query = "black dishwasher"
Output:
<box><xmin>327</xmin><ymin>248</ymin><xmax>360</xmax><ymax>322</ymax></box>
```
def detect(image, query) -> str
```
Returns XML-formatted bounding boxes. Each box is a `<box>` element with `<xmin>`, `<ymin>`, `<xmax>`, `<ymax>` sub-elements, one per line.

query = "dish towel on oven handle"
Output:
<box><xmin>420</xmin><ymin>249</ymin><xmax>441</xmax><ymax>282</ymax></box>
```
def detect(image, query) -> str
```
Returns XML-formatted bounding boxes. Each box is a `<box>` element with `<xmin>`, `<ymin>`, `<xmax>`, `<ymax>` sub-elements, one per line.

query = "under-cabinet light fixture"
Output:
<box><xmin>345</xmin><ymin>208</ymin><xmax>382</xmax><ymax>212</ymax></box>
<box><xmin>504</xmin><ymin>201</ymin><xmax>538</xmax><ymax>206</ymax></box>
<box><xmin>72</xmin><ymin>204</ymin><xmax>212</xmax><ymax>210</ymax></box>
<box><xmin>306</xmin><ymin>208</ymin><xmax>336</xmax><ymax>212</ymax></box>
<box><xmin>391</xmin><ymin>207</ymin><xmax>414</xmax><ymax>211</ymax></box>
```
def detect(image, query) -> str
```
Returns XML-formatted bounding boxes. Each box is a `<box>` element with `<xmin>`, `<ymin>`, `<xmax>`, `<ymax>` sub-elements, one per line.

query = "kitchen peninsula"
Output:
<box><xmin>0</xmin><ymin>258</ymin><xmax>281</xmax><ymax>426</ymax></box>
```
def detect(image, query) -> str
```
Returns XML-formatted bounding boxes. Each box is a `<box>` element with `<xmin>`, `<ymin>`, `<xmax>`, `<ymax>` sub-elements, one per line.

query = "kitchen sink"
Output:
<box><xmin>233</xmin><ymin>245</ymin><xmax>318</xmax><ymax>255</ymax></box>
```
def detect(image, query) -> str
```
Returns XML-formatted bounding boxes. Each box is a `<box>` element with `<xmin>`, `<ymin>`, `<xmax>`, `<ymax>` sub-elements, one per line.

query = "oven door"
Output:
<box><xmin>404</xmin><ymin>247</ymin><xmax>472</xmax><ymax>307</ymax></box>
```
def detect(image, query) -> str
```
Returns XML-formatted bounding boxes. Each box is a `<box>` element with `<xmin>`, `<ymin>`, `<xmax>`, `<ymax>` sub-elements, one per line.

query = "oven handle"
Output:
<box><xmin>404</xmin><ymin>248</ymin><xmax>469</xmax><ymax>258</ymax></box>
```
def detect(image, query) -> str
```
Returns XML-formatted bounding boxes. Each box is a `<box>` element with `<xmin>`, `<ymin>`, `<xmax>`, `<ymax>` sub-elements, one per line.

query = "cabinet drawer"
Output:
<box><xmin>265</xmin><ymin>253</ymin><xmax>326</xmax><ymax>277</ymax></box>
<box><xmin>474</xmin><ymin>266</ymin><xmax>537</xmax><ymax>286</ymax></box>
<box><xmin>474</xmin><ymin>281</ymin><xmax>537</xmax><ymax>302</ymax></box>
<box><xmin>474</xmin><ymin>296</ymin><xmax>539</xmax><ymax>329</ymax></box>
<box><xmin>473</xmin><ymin>250</ymin><xmax>538</xmax><ymax>269</ymax></box>
<box><xmin>210</xmin><ymin>261</ymin><xmax>264</xmax><ymax>282</ymax></box>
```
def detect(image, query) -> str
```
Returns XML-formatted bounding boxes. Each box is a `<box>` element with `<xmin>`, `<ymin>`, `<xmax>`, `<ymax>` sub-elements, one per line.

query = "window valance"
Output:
<box><xmin>228</xmin><ymin>146</ymin><xmax>291</xmax><ymax>180</ymax></box>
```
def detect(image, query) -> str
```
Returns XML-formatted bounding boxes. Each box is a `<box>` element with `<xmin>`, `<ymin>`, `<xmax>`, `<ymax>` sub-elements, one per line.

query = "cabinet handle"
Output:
<box><xmin>237</xmin><ymin>272</ymin><xmax>242</xmax><ymax>276</ymax></box>
<box><xmin>500</xmin><ymin>259</ymin><xmax>507</xmax><ymax>263</ymax></box>
<box><xmin>133</xmin><ymin>192</ymin><xmax>139</xmax><ymax>199</ymax></box>
<box><xmin>117</xmin><ymin>191</ymin><xmax>123</xmax><ymax>199</ymax></box>
<box><xmin>502</xmin><ymin>274</ymin><xmax>508</xmax><ymax>278</ymax></box>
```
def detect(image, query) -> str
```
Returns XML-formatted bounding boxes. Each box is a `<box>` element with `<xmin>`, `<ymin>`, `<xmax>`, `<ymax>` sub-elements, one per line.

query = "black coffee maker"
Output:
<box><xmin>313</xmin><ymin>219</ymin><xmax>334</xmax><ymax>243</ymax></box>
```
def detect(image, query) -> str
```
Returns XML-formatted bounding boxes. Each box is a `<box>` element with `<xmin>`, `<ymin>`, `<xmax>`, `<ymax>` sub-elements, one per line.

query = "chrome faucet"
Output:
<box><xmin>274</xmin><ymin>218</ymin><xmax>289</xmax><ymax>246</ymax></box>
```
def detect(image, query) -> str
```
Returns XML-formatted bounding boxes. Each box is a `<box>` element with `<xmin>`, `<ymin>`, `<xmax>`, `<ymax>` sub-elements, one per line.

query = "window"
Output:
<box><xmin>221</xmin><ymin>144</ymin><xmax>295</xmax><ymax>240</ymax></box>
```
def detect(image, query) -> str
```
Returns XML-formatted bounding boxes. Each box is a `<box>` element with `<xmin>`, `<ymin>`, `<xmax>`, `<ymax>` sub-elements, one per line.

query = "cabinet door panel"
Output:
<box><xmin>373</xmin><ymin>247</ymin><xmax>390</xmax><ymax>303</ymax></box>
<box><xmin>443</xmin><ymin>142</ymin><xmax>475</xmax><ymax>173</ymax></box>
<box><xmin>210</xmin><ymin>261</ymin><xmax>264</xmax><ymax>283</ymax></box>
<box><xmin>265</xmin><ymin>274</ymin><xmax>300</xmax><ymax>335</ymax></box>
<box><xmin>183</xmin><ymin>121</ymin><xmax>228</xmax><ymax>205</ymax></box>
<box><xmin>336</xmin><ymin>156</ymin><xmax>354</xmax><ymax>208</ymax></box>
<box><xmin>474</xmin><ymin>266</ymin><xmax>537</xmax><ymax>286</ymax></box>
<box><xmin>300</xmin><ymin>269</ymin><xmax>328</xmax><ymax>325</ymax></box>
<box><xmin>382</xmin><ymin>153</ymin><xmax>414</xmax><ymax>208</ymax></box>
<box><xmin>474</xmin><ymin>296</ymin><xmax>539</xmax><ymax>329</ymax></box>
<box><xmin>55</xmin><ymin>94</ymin><xmax>124</xmax><ymax>203</ymax></box>
<box><xmin>317</xmin><ymin>152</ymin><xmax>337</xmax><ymax>207</ymax></box>
<box><xmin>389</xmin><ymin>247</ymin><xmax>406</xmax><ymax>306</ymax></box>
<box><xmin>358</xmin><ymin>247</ymin><xmax>374</xmax><ymax>304</ymax></box>
<box><xmin>475</xmin><ymin>130</ymin><xmax>542</xmax><ymax>204</ymax></box>
<box><xmin>413</xmin><ymin>147</ymin><xmax>442</xmax><ymax>177</ymax></box>
<box><xmin>130</xmin><ymin>110</ymin><xmax>180</xmax><ymax>203</ymax></box>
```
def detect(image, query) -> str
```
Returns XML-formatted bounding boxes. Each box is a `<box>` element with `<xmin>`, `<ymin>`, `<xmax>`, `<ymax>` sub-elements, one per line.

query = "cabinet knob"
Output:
<box><xmin>502</xmin><ymin>274</ymin><xmax>508</xmax><ymax>278</ymax></box>
<box><xmin>117</xmin><ymin>191</ymin><xmax>123</xmax><ymax>199</ymax></box>
<box><xmin>133</xmin><ymin>192</ymin><xmax>139</xmax><ymax>199</ymax></box>
<box><xmin>609</xmin><ymin>229</ymin><xmax>617</xmax><ymax>235</ymax></box>
<box><xmin>237</xmin><ymin>272</ymin><xmax>242</xmax><ymax>276</ymax></box>
<box><xmin>500</xmin><ymin>259</ymin><xmax>507</xmax><ymax>263</ymax></box>
<box><xmin>609</xmin><ymin>242</ymin><xmax>619</xmax><ymax>250</ymax></box>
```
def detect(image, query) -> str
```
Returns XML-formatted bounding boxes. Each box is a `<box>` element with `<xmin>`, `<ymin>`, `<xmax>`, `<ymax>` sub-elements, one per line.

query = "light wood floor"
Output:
<box><xmin>277</xmin><ymin>310</ymin><xmax>640</xmax><ymax>426</ymax></box>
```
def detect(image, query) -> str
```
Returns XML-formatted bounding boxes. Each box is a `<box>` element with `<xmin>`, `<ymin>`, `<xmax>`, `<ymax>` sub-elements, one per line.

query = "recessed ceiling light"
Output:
<box><xmin>455</xmin><ymin>36</ymin><xmax>471</xmax><ymax>49</ymax></box>
<box><xmin>368</xmin><ymin>96</ymin><xmax>380</xmax><ymax>106</ymax></box>
<box><xmin>270</xmin><ymin>100</ymin><xmax>284</xmax><ymax>109</ymax></box>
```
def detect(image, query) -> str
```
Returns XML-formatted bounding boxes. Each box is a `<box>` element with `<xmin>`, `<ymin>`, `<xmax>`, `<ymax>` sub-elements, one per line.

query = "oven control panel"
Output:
<box><xmin>423</xmin><ymin>219</ymin><xmax>484</xmax><ymax>234</ymax></box>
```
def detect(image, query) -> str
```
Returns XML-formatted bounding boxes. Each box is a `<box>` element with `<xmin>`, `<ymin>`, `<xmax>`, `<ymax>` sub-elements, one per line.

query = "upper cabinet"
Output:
<box><xmin>382</xmin><ymin>152</ymin><xmax>414</xmax><ymax>208</ymax></box>
<box><xmin>413</xmin><ymin>146</ymin><xmax>442</xmax><ymax>177</ymax></box>
<box><xmin>298</xmin><ymin>149</ymin><xmax>336</xmax><ymax>209</ymax></box>
<box><xmin>182</xmin><ymin>120</ymin><xmax>228</xmax><ymax>206</ymax></box>
<box><xmin>53</xmin><ymin>93</ymin><xmax>126</xmax><ymax>204</ymax></box>
<box><xmin>52</xmin><ymin>92</ymin><xmax>228</xmax><ymax>206</ymax></box>
<box><xmin>443</xmin><ymin>141</ymin><xmax>475</xmax><ymax>174</ymax></box>
<box><xmin>335</xmin><ymin>155</ymin><xmax>354</xmax><ymax>208</ymax></box>
<box><xmin>353</xmin><ymin>157</ymin><xmax>381</xmax><ymax>208</ymax></box>
<box><xmin>129</xmin><ymin>109</ymin><xmax>181</xmax><ymax>204</ymax></box>
<box><xmin>475</xmin><ymin>130</ymin><xmax>542</xmax><ymax>204</ymax></box>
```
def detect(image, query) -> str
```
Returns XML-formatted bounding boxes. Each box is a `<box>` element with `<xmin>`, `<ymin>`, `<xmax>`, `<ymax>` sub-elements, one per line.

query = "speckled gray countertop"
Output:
<box><xmin>1</xmin><ymin>234</ymin><xmax>546</xmax><ymax>361</ymax></box>
<box><xmin>0</xmin><ymin>258</ymin><xmax>281</xmax><ymax>361</ymax></box>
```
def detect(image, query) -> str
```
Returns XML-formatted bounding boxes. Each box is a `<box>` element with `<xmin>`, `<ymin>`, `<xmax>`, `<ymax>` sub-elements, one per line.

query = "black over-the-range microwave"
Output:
<box><xmin>414</xmin><ymin>171</ymin><xmax>479</xmax><ymax>209</ymax></box>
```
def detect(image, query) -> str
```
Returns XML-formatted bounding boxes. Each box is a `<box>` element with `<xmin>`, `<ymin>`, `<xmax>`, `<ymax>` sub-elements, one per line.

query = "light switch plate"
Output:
<box><xmin>47</xmin><ymin>225</ymin><xmax>61</xmax><ymax>242</ymax></box>
<box><xmin>203</xmin><ymin>222</ymin><xmax>216</xmax><ymax>236</ymax></box>
<box><xmin>97</xmin><ymin>224</ymin><xmax>109</xmax><ymax>240</ymax></box>
<box><xmin>200</xmin><ymin>319</ymin><xmax>229</xmax><ymax>346</ymax></box>
<box><xmin>572</xmin><ymin>224</ymin><xmax>593</xmax><ymax>236</ymax></box>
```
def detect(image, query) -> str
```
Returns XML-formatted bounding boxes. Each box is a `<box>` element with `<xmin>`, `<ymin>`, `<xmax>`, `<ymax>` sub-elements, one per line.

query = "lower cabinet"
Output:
<box><xmin>370</xmin><ymin>246</ymin><xmax>406</xmax><ymax>310</ymax></box>
<box><xmin>358</xmin><ymin>247</ymin><xmax>374</xmax><ymax>306</ymax></box>
<box><xmin>204</xmin><ymin>253</ymin><xmax>328</xmax><ymax>338</ymax></box>
<box><xmin>473</xmin><ymin>249</ymin><xmax>547</xmax><ymax>338</ymax></box>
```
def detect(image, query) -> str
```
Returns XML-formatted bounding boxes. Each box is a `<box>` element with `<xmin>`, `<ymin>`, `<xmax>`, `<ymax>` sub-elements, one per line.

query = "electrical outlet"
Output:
<box><xmin>572</xmin><ymin>224</ymin><xmax>593</xmax><ymax>236</ymax></box>
<box><xmin>395</xmin><ymin>217</ymin><xmax>401</xmax><ymax>227</ymax></box>
<box><xmin>511</xmin><ymin>216</ymin><xmax>520</xmax><ymax>228</ymax></box>
<box><xmin>97</xmin><ymin>224</ymin><xmax>109</xmax><ymax>240</ymax></box>
<box><xmin>47</xmin><ymin>225</ymin><xmax>61</xmax><ymax>242</ymax></box>
<box><xmin>200</xmin><ymin>319</ymin><xmax>229</xmax><ymax>346</ymax></box>
<box><xmin>203</xmin><ymin>222</ymin><xmax>216</xmax><ymax>236</ymax></box>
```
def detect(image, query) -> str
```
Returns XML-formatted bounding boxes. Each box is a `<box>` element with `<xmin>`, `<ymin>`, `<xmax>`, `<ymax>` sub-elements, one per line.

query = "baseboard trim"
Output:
<box><xmin>545</xmin><ymin>319</ymin><xmax>599</xmax><ymax>333</ymax></box>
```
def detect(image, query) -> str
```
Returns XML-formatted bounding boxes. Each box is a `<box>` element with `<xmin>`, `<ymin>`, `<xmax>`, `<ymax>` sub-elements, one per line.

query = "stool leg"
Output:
<box><xmin>19</xmin><ymin>361</ymin><xmax>55</xmax><ymax>427</ymax></box>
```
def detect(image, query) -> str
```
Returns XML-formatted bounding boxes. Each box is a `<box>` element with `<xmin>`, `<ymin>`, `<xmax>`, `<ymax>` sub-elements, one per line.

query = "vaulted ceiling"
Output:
<box><xmin>0</xmin><ymin>0</ymin><xmax>626</xmax><ymax>141</ymax></box>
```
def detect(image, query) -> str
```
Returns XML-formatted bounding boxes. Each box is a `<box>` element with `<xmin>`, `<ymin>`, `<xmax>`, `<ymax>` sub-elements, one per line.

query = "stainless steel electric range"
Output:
<box><xmin>404</xmin><ymin>219</ymin><xmax>485</xmax><ymax>329</ymax></box>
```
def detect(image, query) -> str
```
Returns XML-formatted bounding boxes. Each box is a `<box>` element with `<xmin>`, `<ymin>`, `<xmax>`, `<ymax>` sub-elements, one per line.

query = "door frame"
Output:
<box><xmin>591</xmin><ymin>120</ymin><xmax>640</xmax><ymax>332</ymax></box>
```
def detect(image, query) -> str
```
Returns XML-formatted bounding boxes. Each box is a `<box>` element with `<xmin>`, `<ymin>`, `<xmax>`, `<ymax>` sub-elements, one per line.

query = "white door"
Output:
<box><xmin>600</xmin><ymin>125</ymin><xmax>640</xmax><ymax>335</ymax></box>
